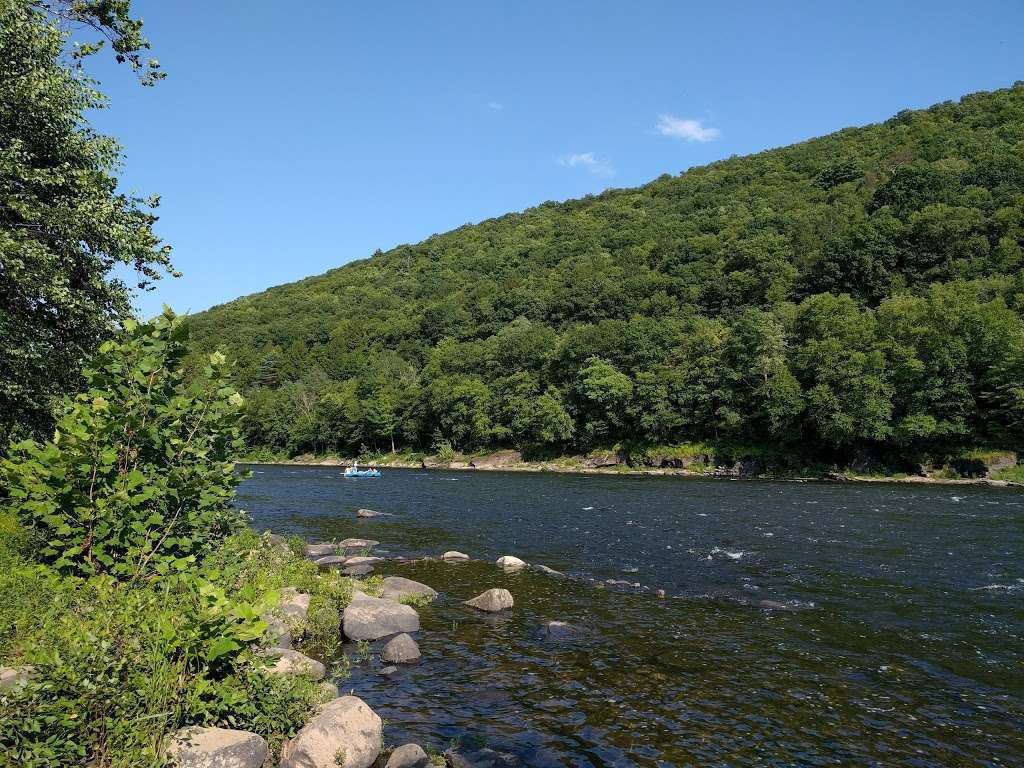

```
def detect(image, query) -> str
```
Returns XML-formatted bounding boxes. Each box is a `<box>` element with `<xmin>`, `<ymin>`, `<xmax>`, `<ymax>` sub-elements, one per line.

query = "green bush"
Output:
<box><xmin>0</xmin><ymin>311</ymin><xmax>246</xmax><ymax>581</ymax></box>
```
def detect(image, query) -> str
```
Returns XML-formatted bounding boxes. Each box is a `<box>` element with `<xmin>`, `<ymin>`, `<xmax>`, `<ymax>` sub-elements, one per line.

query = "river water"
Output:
<box><xmin>238</xmin><ymin>464</ymin><xmax>1024</xmax><ymax>767</ymax></box>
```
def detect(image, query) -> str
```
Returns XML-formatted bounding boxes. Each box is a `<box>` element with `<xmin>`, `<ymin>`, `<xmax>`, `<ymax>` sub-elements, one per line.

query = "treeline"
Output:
<box><xmin>190</xmin><ymin>85</ymin><xmax>1024</xmax><ymax>467</ymax></box>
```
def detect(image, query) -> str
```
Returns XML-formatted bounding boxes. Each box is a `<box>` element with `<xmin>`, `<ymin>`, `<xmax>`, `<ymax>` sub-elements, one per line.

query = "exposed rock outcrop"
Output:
<box><xmin>261</xmin><ymin>648</ymin><xmax>326</xmax><ymax>680</ymax></box>
<box><xmin>166</xmin><ymin>726</ymin><xmax>268</xmax><ymax>768</ymax></box>
<box><xmin>381</xmin><ymin>633</ymin><xmax>421</xmax><ymax>663</ymax></box>
<box><xmin>279</xmin><ymin>696</ymin><xmax>382</xmax><ymax>768</ymax></box>
<box><xmin>442</xmin><ymin>550</ymin><xmax>470</xmax><ymax>561</ymax></box>
<box><xmin>495</xmin><ymin>555</ymin><xmax>527</xmax><ymax>570</ymax></box>
<box><xmin>278</xmin><ymin>587</ymin><xmax>311</xmax><ymax>622</ymax></box>
<box><xmin>343</xmin><ymin>593</ymin><xmax>420</xmax><ymax>640</ymax></box>
<box><xmin>468</xmin><ymin>450</ymin><xmax>523</xmax><ymax>469</ymax></box>
<box><xmin>464</xmin><ymin>588</ymin><xmax>514</xmax><ymax>612</ymax></box>
<box><xmin>386</xmin><ymin>743</ymin><xmax>430</xmax><ymax>768</ymax></box>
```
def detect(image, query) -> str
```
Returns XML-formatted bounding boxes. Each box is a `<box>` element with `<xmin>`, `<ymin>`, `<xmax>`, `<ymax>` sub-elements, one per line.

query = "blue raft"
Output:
<box><xmin>343</xmin><ymin>468</ymin><xmax>381</xmax><ymax>478</ymax></box>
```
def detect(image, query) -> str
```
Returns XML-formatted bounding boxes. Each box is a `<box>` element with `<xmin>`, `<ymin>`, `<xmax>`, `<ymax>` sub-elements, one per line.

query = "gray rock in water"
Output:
<box><xmin>381</xmin><ymin>633</ymin><xmax>421</xmax><ymax>663</ymax></box>
<box><xmin>339</xmin><ymin>537</ymin><xmax>380</xmax><ymax>549</ymax></box>
<box><xmin>306</xmin><ymin>542</ymin><xmax>338</xmax><ymax>557</ymax></box>
<box><xmin>531</xmin><ymin>564</ymin><xmax>564</xmax><ymax>577</ymax></box>
<box><xmin>167</xmin><ymin>726</ymin><xmax>268</xmax><ymax>768</ymax></box>
<box><xmin>315</xmin><ymin>555</ymin><xmax>350</xmax><ymax>567</ymax></box>
<box><xmin>442</xmin><ymin>550</ymin><xmax>470</xmax><ymax>561</ymax></box>
<box><xmin>380</xmin><ymin>576</ymin><xmax>437</xmax><ymax>603</ymax></box>
<box><xmin>280</xmin><ymin>696</ymin><xmax>382</xmax><ymax>768</ymax></box>
<box><xmin>344</xmin><ymin>563</ymin><xmax>375</xmax><ymax>576</ymax></box>
<box><xmin>357</xmin><ymin>508</ymin><xmax>393</xmax><ymax>518</ymax></box>
<box><xmin>260</xmin><ymin>648</ymin><xmax>326</xmax><ymax>680</ymax></box>
<box><xmin>445</xmin><ymin>748</ymin><xmax>524</xmax><ymax>768</ymax></box>
<box><xmin>378</xmin><ymin>665</ymin><xmax>399</xmax><ymax>676</ymax></box>
<box><xmin>464</xmin><ymin>588</ymin><xmax>514</xmax><ymax>612</ymax></box>
<box><xmin>538</xmin><ymin>620</ymin><xmax>584</xmax><ymax>642</ymax></box>
<box><xmin>344</xmin><ymin>556</ymin><xmax>385</xmax><ymax>567</ymax></box>
<box><xmin>386</xmin><ymin>743</ymin><xmax>430</xmax><ymax>768</ymax></box>
<box><xmin>343</xmin><ymin>593</ymin><xmax>420</xmax><ymax>640</ymax></box>
<box><xmin>0</xmin><ymin>665</ymin><xmax>33</xmax><ymax>690</ymax></box>
<box><xmin>495</xmin><ymin>555</ymin><xmax>527</xmax><ymax>570</ymax></box>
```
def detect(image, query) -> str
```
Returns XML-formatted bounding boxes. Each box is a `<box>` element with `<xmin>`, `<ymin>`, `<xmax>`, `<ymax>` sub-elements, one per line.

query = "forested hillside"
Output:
<box><xmin>190</xmin><ymin>84</ymin><xmax>1024</xmax><ymax>469</ymax></box>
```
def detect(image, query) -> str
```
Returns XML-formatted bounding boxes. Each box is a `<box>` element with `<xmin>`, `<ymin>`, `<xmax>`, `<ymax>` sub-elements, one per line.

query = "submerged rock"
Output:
<box><xmin>445</xmin><ymin>748</ymin><xmax>523</xmax><ymax>768</ymax></box>
<box><xmin>357</xmin><ymin>508</ymin><xmax>392</xmax><ymax>518</ymax></box>
<box><xmin>378</xmin><ymin>665</ymin><xmax>399</xmax><ymax>676</ymax></box>
<box><xmin>495</xmin><ymin>555</ymin><xmax>527</xmax><ymax>570</ymax></box>
<box><xmin>386</xmin><ymin>743</ymin><xmax>430</xmax><ymax>768</ymax></box>
<box><xmin>538</xmin><ymin>620</ymin><xmax>583</xmax><ymax>642</ymax></box>
<box><xmin>380</xmin><ymin>576</ymin><xmax>437</xmax><ymax>602</ymax></box>
<box><xmin>442</xmin><ymin>550</ymin><xmax>470</xmax><ymax>561</ymax></box>
<box><xmin>381</xmin><ymin>633</ymin><xmax>421</xmax><ymax>663</ymax></box>
<box><xmin>343</xmin><ymin>594</ymin><xmax>420</xmax><ymax>640</ymax></box>
<box><xmin>167</xmin><ymin>726</ymin><xmax>267</xmax><ymax>768</ymax></box>
<box><xmin>260</xmin><ymin>648</ymin><xmax>326</xmax><ymax>680</ymax></box>
<box><xmin>280</xmin><ymin>696</ymin><xmax>382</xmax><ymax>768</ymax></box>
<box><xmin>464</xmin><ymin>588</ymin><xmax>514</xmax><ymax>612</ymax></box>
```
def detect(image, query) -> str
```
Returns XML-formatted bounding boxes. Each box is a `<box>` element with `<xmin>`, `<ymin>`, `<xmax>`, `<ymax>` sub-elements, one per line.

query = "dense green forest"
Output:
<box><xmin>190</xmin><ymin>84</ymin><xmax>1024</xmax><ymax>469</ymax></box>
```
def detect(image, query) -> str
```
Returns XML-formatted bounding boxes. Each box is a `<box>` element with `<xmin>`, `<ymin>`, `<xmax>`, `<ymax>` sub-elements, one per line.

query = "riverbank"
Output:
<box><xmin>237</xmin><ymin>449</ymin><xmax>1024</xmax><ymax>488</ymax></box>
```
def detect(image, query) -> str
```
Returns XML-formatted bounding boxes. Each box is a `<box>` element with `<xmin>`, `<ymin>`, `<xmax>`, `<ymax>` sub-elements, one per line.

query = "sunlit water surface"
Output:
<box><xmin>237</xmin><ymin>465</ymin><xmax>1024</xmax><ymax>767</ymax></box>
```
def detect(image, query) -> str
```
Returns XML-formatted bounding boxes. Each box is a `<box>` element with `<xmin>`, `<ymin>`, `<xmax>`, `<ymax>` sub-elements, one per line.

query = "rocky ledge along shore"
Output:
<box><xmin>128</xmin><ymin>532</ymin><xmax>573</xmax><ymax>768</ymax></box>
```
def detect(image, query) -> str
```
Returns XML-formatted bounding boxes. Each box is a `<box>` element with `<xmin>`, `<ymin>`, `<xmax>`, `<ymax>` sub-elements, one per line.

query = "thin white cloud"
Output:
<box><xmin>655</xmin><ymin>114</ymin><xmax>720</xmax><ymax>142</ymax></box>
<box><xmin>487</xmin><ymin>101</ymin><xmax>503</xmax><ymax>110</ymax></box>
<box><xmin>558</xmin><ymin>152</ymin><xmax>615</xmax><ymax>178</ymax></box>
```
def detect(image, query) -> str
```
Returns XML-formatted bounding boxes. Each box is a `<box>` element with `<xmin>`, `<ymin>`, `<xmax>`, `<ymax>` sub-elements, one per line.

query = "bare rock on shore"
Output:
<box><xmin>531</xmin><ymin>563</ymin><xmax>564</xmax><ymax>577</ymax></box>
<box><xmin>381</xmin><ymin>633</ymin><xmax>421</xmax><ymax>663</ymax></box>
<box><xmin>343</xmin><ymin>593</ymin><xmax>420</xmax><ymax>640</ymax></box>
<box><xmin>278</xmin><ymin>587</ymin><xmax>311</xmax><ymax>622</ymax></box>
<box><xmin>386</xmin><ymin>743</ymin><xmax>430</xmax><ymax>768</ymax></box>
<box><xmin>345</xmin><ymin>556</ymin><xmax>385</xmax><ymax>568</ymax></box>
<box><xmin>442</xmin><ymin>550</ymin><xmax>470</xmax><ymax>561</ymax></box>
<box><xmin>469</xmin><ymin>450</ymin><xmax>523</xmax><ymax>469</ymax></box>
<box><xmin>280</xmin><ymin>696</ymin><xmax>382</xmax><ymax>768</ymax></box>
<box><xmin>262</xmin><ymin>615</ymin><xmax>291</xmax><ymax>649</ymax></box>
<box><xmin>380</xmin><ymin>576</ymin><xmax>437</xmax><ymax>603</ymax></box>
<box><xmin>315</xmin><ymin>555</ymin><xmax>350</xmax><ymax>567</ymax></box>
<box><xmin>260</xmin><ymin>648</ymin><xmax>326</xmax><ymax>680</ymax></box>
<box><xmin>496</xmin><ymin>555</ymin><xmax>527</xmax><ymax>571</ymax></box>
<box><xmin>344</xmin><ymin>563</ymin><xmax>375</xmax><ymax>576</ymax></box>
<box><xmin>307</xmin><ymin>542</ymin><xmax>338</xmax><ymax>557</ymax></box>
<box><xmin>167</xmin><ymin>726</ymin><xmax>268</xmax><ymax>768</ymax></box>
<box><xmin>582</xmin><ymin>451</ymin><xmax>623</xmax><ymax>468</ymax></box>
<box><xmin>0</xmin><ymin>665</ymin><xmax>33</xmax><ymax>690</ymax></box>
<box><xmin>464</xmin><ymin>588</ymin><xmax>514</xmax><ymax>612</ymax></box>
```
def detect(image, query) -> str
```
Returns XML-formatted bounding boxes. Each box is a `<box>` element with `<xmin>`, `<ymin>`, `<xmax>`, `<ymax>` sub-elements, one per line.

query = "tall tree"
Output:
<box><xmin>0</xmin><ymin>0</ymin><xmax>170</xmax><ymax>442</ymax></box>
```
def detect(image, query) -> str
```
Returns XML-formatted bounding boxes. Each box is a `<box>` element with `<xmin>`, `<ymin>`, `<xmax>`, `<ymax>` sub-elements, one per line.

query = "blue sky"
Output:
<box><xmin>88</xmin><ymin>0</ymin><xmax>1024</xmax><ymax>318</ymax></box>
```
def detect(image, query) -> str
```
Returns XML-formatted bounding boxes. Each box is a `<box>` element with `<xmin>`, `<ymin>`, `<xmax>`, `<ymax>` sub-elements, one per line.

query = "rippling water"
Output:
<box><xmin>237</xmin><ymin>465</ymin><xmax>1024</xmax><ymax>766</ymax></box>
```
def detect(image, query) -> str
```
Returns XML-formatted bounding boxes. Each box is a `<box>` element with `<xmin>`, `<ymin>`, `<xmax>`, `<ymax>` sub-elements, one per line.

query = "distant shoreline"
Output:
<box><xmin>235</xmin><ymin>455</ymin><xmax>1023</xmax><ymax>488</ymax></box>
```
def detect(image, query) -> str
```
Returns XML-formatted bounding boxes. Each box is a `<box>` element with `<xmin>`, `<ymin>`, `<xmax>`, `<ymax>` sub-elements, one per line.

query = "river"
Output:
<box><xmin>238</xmin><ymin>464</ymin><xmax>1024</xmax><ymax>767</ymax></box>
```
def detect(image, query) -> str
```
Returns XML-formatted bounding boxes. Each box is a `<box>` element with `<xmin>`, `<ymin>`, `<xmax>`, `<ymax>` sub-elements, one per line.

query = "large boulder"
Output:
<box><xmin>386</xmin><ymin>743</ymin><xmax>430</xmax><ymax>768</ymax></box>
<box><xmin>380</xmin><ymin>576</ymin><xmax>437</xmax><ymax>603</ymax></box>
<box><xmin>166</xmin><ymin>726</ymin><xmax>267</xmax><ymax>768</ymax></box>
<box><xmin>344</xmin><ymin>563</ymin><xmax>375</xmax><ymax>576</ymax></box>
<box><xmin>441</xmin><ymin>551</ymin><xmax>470</xmax><ymax>561</ymax></box>
<box><xmin>0</xmin><ymin>665</ymin><xmax>33</xmax><ymax>690</ymax></box>
<box><xmin>495</xmin><ymin>555</ymin><xmax>527</xmax><ymax>571</ymax></box>
<box><xmin>343</xmin><ymin>594</ymin><xmax>419</xmax><ymax>641</ymax></box>
<box><xmin>261</xmin><ymin>648</ymin><xmax>326</xmax><ymax>680</ymax></box>
<box><xmin>315</xmin><ymin>555</ymin><xmax>350</xmax><ymax>567</ymax></box>
<box><xmin>381</xmin><ymin>633</ymin><xmax>421</xmax><ymax>664</ymax></box>
<box><xmin>344</xmin><ymin>556</ymin><xmax>384</xmax><ymax>568</ymax></box>
<box><xmin>468</xmin><ymin>450</ymin><xmax>522</xmax><ymax>469</ymax></box>
<box><xmin>278</xmin><ymin>587</ymin><xmax>311</xmax><ymax>622</ymax></box>
<box><xmin>464</xmin><ymin>588</ymin><xmax>514</xmax><ymax>612</ymax></box>
<box><xmin>280</xmin><ymin>696</ymin><xmax>382</xmax><ymax>768</ymax></box>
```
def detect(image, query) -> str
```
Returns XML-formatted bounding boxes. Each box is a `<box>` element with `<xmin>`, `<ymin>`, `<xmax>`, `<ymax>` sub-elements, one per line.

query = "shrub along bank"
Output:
<box><xmin>0</xmin><ymin>313</ymin><xmax>354</xmax><ymax>767</ymax></box>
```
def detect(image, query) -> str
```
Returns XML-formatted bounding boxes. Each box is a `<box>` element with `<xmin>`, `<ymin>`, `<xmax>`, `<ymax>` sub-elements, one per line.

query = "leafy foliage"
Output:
<box><xmin>0</xmin><ymin>0</ymin><xmax>172</xmax><ymax>443</ymax></box>
<box><xmin>191</xmin><ymin>84</ymin><xmax>1024</xmax><ymax>467</ymax></box>
<box><xmin>1</xmin><ymin>310</ymin><xmax>246</xmax><ymax>580</ymax></box>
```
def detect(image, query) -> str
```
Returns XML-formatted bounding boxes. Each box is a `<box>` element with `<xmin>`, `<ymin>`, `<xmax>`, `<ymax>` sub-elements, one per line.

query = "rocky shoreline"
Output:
<box><xmin>150</xmin><ymin>525</ymin><xmax>602</xmax><ymax>768</ymax></box>
<box><xmin>239</xmin><ymin>450</ymin><xmax>1023</xmax><ymax>488</ymax></box>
